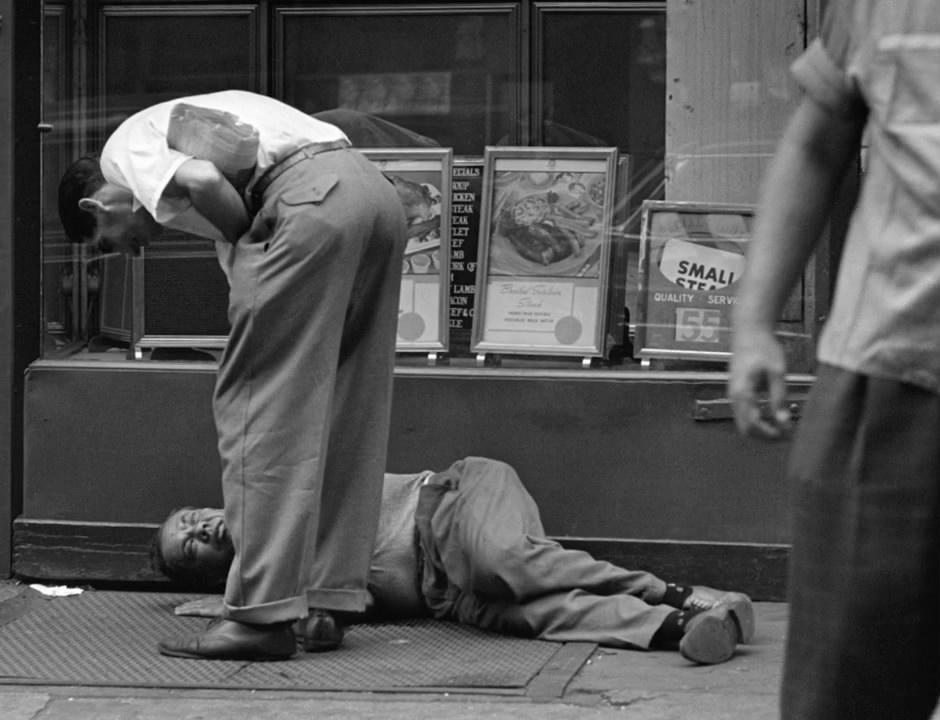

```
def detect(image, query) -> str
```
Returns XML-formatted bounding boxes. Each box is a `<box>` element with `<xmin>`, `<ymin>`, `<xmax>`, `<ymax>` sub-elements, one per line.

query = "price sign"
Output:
<box><xmin>635</xmin><ymin>201</ymin><xmax>754</xmax><ymax>362</ymax></box>
<box><xmin>674</xmin><ymin>307</ymin><xmax>722</xmax><ymax>343</ymax></box>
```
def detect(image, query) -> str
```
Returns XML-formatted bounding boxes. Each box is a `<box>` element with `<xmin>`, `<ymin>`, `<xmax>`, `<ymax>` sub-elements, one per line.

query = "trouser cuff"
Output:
<box><xmin>305</xmin><ymin>587</ymin><xmax>371</xmax><ymax>613</ymax></box>
<box><xmin>223</xmin><ymin>595</ymin><xmax>308</xmax><ymax>624</ymax></box>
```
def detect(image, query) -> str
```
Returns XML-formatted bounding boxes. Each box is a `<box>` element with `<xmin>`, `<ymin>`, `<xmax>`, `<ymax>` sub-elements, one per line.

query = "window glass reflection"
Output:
<box><xmin>38</xmin><ymin>2</ymin><xmax>676</xmax><ymax>370</ymax></box>
<box><xmin>278</xmin><ymin>9</ymin><xmax>517</xmax><ymax>154</ymax></box>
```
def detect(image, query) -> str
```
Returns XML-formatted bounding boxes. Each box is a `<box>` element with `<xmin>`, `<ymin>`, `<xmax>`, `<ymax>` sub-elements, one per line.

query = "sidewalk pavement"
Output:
<box><xmin>0</xmin><ymin>602</ymin><xmax>789</xmax><ymax>720</ymax></box>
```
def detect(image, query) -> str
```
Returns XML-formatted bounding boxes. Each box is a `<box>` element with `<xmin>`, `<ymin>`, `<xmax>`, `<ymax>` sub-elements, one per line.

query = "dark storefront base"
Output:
<box><xmin>15</xmin><ymin>362</ymin><xmax>806</xmax><ymax>600</ymax></box>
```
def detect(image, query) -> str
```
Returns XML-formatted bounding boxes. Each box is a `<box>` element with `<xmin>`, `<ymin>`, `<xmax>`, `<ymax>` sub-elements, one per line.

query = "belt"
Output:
<box><xmin>248</xmin><ymin>138</ymin><xmax>350</xmax><ymax>212</ymax></box>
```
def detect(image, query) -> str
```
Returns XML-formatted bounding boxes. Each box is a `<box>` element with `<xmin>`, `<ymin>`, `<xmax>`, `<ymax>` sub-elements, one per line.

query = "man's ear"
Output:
<box><xmin>78</xmin><ymin>197</ymin><xmax>107</xmax><ymax>213</ymax></box>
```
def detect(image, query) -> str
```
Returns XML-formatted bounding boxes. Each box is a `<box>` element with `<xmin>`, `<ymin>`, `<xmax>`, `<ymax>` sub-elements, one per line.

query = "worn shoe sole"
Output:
<box><xmin>717</xmin><ymin>592</ymin><xmax>755</xmax><ymax>644</ymax></box>
<box><xmin>684</xmin><ymin>588</ymin><xmax>756</xmax><ymax>644</ymax></box>
<box><xmin>678</xmin><ymin>607</ymin><xmax>738</xmax><ymax>665</ymax></box>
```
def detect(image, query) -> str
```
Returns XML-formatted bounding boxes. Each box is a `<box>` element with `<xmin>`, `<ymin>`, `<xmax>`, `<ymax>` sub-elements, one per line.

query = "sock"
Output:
<box><xmin>662</xmin><ymin>582</ymin><xmax>693</xmax><ymax>609</ymax></box>
<box><xmin>651</xmin><ymin>609</ymin><xmax>701</xmax><ymax>649</ymax></box>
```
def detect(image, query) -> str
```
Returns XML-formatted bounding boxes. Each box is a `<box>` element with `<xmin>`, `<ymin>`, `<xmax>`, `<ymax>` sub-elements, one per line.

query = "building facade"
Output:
<box><xmin>0</xmin><ymin>0</ymin><xmax>853</xmax><ymax>598</ymax></box>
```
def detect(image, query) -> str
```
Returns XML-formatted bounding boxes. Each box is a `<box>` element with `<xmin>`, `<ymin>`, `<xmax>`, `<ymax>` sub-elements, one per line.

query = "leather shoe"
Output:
<box><xmin>713</xmin><ymin>592</ymin><xmax>754</xmax><ymax>644</ymax></box>
<box><xmin>302</xmin><ymin>609</ymin><xmax>344</xmax><ymax>652</ymax></box>
<box><xmin>678</xmin><ymin>606</ymin><xmax>738</xmax><ymax>665</ymax></box>
<box><xmin>684</xmin><ymin>587</ymin><xmax>755</xmax><ymax>644</ymax></box>
<box><xmin>158</xmin><ymin>618</ymin><xmax>297</xmax><ymax>661</ymax></box>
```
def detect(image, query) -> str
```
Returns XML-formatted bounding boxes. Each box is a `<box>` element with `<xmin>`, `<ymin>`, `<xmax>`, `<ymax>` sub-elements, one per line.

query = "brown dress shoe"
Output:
<box><xmin>712</xmin><ymin>592</ymin><xmax>755</xmax><ymax>644</ymax></box>
<box><xmin>678</xmin><ymin>606</ymin><xmax>738</xmax><ymax>665</ymax></box>
<box><xmin>684</xmin><ymin>587</ymin><xmax>756</xmax><ymax>644</ymax></box>
<box><xmin>302</xmin><ymin>609</ymin><xmax>344</xmax><ymax>652</ymax></box>
<box><xmin>158</xmin><ymin>618</ymin><xmax>297</xmax><ymax>661</ymax></box>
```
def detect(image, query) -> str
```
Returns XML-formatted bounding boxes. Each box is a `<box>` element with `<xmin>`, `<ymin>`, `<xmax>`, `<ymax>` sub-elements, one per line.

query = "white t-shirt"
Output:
<box><xmin>99</xmin><ymin>90</ymin><xmax>348</xmax><ymax>243</ymax></box>
<box><xmin>367</xmin><ymin>471</ymin><xmax>431</xmax><ymax>618</ymax></box>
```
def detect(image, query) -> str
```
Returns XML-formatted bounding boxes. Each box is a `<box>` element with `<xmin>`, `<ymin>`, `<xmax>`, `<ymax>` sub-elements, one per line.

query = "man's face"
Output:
<box><xmin>82</xmin><ymin>185</ymin><xmax>160</xmax><ymax>256</ymax></box>
<box><xmin>159</xmin><ymin>507</ymin><xmax>234</xmax><ymax>578</ymax></box>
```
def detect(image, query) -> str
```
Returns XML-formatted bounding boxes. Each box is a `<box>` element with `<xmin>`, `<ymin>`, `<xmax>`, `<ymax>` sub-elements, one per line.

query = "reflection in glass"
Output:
<box><xmin>278</xmin><ymin>9</ymin><xmax>516</xmax><ymax>154</ymax></box>
<box><xmin>39</xmin><ymin>3</ymin><xmax>671</xmax><ymax>369</ymax></box>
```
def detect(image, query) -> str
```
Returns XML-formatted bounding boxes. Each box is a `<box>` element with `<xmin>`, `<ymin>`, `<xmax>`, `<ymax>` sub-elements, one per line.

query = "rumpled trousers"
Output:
<box><xmin>780</xmin><ymin>364</ymin><xmax>940</xmax><ymax>720</ymax></box>
<box><xmin>214</xmin><ymin>146</ymin><xmax>406</xmax><ymax>624</ymax></box>
<box><xmin>416</xmin><ymin>457</ymin><xmax>674</xmax><ymax>649</ymax></box>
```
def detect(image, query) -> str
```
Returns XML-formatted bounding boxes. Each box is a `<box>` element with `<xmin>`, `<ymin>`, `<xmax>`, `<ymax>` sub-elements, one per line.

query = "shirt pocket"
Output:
<box><xmin>867</xmin><ymin>34</ymin><xmax>940</xmax><ymax>127</ymax></box>
<box><xmin>278</xmin><ymin>173</ymin><xmax>340</xmax><ymax>206</ymax></box>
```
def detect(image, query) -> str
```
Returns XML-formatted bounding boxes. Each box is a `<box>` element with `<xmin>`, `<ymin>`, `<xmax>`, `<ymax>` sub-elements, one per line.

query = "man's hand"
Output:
<box><xmin>729</xmin><ymin>327</ymin><xmax>792</xmax><ymax>440</ymax></box>
<box><xmin>174</xmin><ymin>595</ymin><xmax>224</xmax><ymax>618</ymax></box>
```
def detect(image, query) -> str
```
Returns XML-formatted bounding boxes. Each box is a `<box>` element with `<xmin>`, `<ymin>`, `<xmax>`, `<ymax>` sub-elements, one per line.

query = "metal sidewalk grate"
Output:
<box><xmin>0</xmin><ymin>588</ymin><xmax>590</xmax><ymax>694</ymax></box>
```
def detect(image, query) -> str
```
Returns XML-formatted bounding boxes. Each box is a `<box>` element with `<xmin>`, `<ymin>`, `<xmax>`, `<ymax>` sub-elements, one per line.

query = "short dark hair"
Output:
<box><xmin>149</xmin><ymin>508</ymin><xmax>228</xmax><ymax>593</ymax></box>
<box><xmin>58</xmin><ymin>156</ymin><xmax>105</xmax><ymax>243</ymax></box>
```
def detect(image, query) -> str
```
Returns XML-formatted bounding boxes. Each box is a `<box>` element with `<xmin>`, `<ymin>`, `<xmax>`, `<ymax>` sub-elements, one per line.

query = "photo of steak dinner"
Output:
<box><xmin>496</xmin><ymin>191</ymin><xmax>597</xmax><ymax>266</ymax></box>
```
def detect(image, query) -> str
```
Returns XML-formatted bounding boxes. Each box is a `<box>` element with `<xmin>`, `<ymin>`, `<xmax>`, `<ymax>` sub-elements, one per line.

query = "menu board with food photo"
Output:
<box><xmin>361</xmin><ymin>148</ymin><xmax>453</xmax><ymax>353</ymax></box>
<box><xmin>472</xmin><ymin>147</ymin><xmax>617</xmax><ymax>357</ymax></box>
<box><xmin>635</xmin><ymin>201</ymin><xmax>754</xmax><ymax>362</ymax></box>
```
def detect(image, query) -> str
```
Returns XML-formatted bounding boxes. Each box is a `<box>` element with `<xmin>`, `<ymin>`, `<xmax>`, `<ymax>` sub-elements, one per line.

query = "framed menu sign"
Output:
<box><xmin>447</xmin><ymin>157</ymin><xmax>484</xmax><ymax>355</ymax></box>
<box><xmin>471</xmin><ymin>147</ymin><xmax>618</xmax><ymax>358</ymax></box>
<box><xmin>361</xmin><ymin>148</ymin><xmax>453</xmax><ymax>353</ymax></box>
<box><xmin>635</xmin><ymin>200</ymin><xmax>754</xmax><ymax>362</ymax></box>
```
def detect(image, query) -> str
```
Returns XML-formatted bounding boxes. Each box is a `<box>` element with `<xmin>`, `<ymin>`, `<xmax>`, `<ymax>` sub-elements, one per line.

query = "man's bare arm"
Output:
<box><xmin>169</xmin><ymin>159</ymin><xmax>250</xmax><ymax>244</ymax></box>
<box><xmin>729</xmin><ymin>95</ymin><xmax>865</xmax><ymax>438</ymax></box>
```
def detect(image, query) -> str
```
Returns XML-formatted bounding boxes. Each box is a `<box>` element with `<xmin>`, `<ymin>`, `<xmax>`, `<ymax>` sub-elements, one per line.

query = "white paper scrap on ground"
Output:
<box><xmin>29</xmin><ymin>584</ymin><xmax>84</xmax><ymax>597</ymax></box>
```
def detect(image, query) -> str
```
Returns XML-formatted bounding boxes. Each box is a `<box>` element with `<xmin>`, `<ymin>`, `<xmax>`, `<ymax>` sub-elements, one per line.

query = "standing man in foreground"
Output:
<box><xmin>58</xmin><ymin>90</ymin><xmax>408</xmax><ymax>661</ymax></box>
<box><xmin>729</xmin><ymin>2</ymin><xmax>939</xmax><ymax>718</ymax></box>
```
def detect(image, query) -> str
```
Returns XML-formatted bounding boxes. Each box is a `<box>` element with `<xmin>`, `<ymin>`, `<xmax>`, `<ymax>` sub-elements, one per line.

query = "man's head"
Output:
<box><xmin>150</xmin><ymin>506</ymin><xmax>233</xmax><ymax>592</ymax></box>
<box><xmin>58</xmin><ymin>157</ymin><xmax>160</xmax><ymax>255</ymax></box>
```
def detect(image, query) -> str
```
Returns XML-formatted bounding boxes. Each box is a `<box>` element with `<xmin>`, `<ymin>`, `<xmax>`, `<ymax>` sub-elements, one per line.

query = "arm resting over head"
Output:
<box><xmin>170</xmin><ymin>158</ymin><xmax>250</xmax><ymax>244</ymax></box>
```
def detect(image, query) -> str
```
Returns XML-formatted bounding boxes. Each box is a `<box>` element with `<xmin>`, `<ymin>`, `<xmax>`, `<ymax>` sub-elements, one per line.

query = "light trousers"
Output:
<box><xmin>417</xmin><ymin>457</ymin><xmax>673</xmax><ymax>649</ymax></box>
<box><xmin>214</xmin><ymin>147</ymin><xmax>406</xmax><ymax>624</ymax></box>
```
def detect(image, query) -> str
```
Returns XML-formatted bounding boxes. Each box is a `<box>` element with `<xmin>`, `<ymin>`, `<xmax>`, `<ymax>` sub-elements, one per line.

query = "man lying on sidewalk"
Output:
<box><xmin>153</xmin><ymin>456</ymin><xmax>755</xmax><ymax>665</ymax></box>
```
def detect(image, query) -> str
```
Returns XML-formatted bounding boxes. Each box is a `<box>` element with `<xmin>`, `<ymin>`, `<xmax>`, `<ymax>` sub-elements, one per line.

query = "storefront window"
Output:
<box><xmin>277</xmin><ymin>8</ymin><xmax>518</xmax><ymax>154</ymax></box>
<box><xmin>39</xmin><ymin>1</ymin><xmax>818</xmax><ymax>373</ymax></box>
<box><xmin>41</xmin><ymin>4</ymin><xmax>75</xmax><ymax>355</ymax></box>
